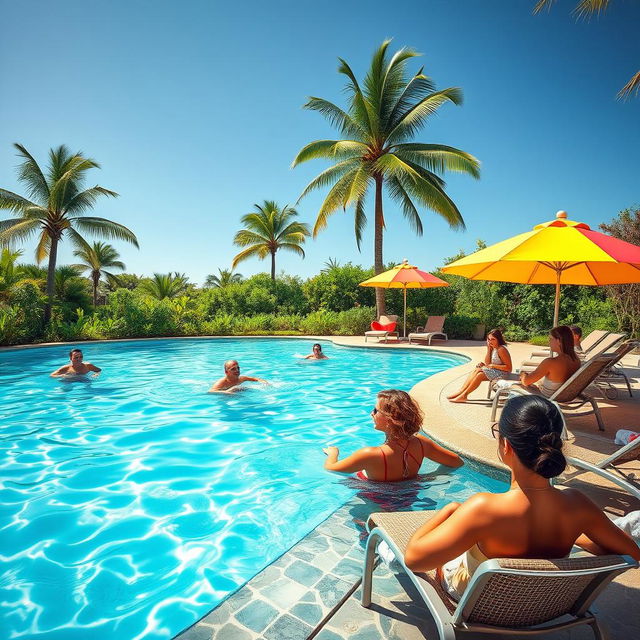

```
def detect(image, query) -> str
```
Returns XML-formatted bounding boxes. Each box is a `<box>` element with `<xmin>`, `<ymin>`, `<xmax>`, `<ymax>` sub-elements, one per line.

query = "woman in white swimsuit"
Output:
<box><xmin>404</xmin><ymin>394</ymin><xmax>639</xmax><ymax>601</ymax></box>
<box><xmin>519</xmin><ymin>325</ymin><xmax>580</xmax><ymax>397</ymax></box>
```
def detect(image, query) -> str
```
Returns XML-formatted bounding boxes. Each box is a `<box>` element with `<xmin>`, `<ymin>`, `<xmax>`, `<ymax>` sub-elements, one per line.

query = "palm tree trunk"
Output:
<box><xmin>271</xmin><ymin>250</ymin><xmax>276</xmax><ymax>281</ymax></box>
<box><xmin>44</xmin><ymin>236</ymin><xmax>58</xmax><ymax>325</ymax></box>
<box><xmin>93</xmin><ymin>271</ymin><xmax>100</xmax><ymax>307</ymax></box>
<box><xmin>374</xmin><ymin>175</ymin><xmax>386</xmax><ymax>317</ymax></box>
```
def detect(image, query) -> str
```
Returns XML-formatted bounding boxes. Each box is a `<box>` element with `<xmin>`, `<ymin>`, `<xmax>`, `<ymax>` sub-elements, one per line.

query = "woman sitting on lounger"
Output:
<box><xmin>448</xmin><ymin>329</ymin><xmax>512</xmax><ymax>403</ymax></box>
<box><xmin>404</xmin><ymin>395</ymin><xmax>640</xmax><ymax>601</ymax></box>
<box><xmin>323</xmin><ymin>389</ymin><xmax>463</xmax><ymax>481</ymax></box>
<box><xmin>518</xmin><ymin>325</ymin><xmax>580</xmax><ymax>397</ymax></box>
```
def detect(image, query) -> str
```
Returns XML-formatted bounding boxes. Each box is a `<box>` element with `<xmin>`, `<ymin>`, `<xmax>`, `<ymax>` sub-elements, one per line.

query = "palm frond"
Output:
<box><xmin>387</xmin><ymin>69</ymin><xmax>436</xmax><ymax>129</ymax></box>
<box><xmin>341</xmin><ymin>165</ymin><xmax>371</xmax><ymax>210</ymax></box>
<box><xmin>234</xmin><ymin>229</ymin><xmax>270</xmax><ymax>246</ymax></box>
<box><xmin>618</xmin><ymin>70</ymin><xmax>640</xmax><ymax>100</ymax></box>
<box><xmin>312</xmin><ymin>168</ymin><xmax>360</xmax><ymax>236</ymax></box>
<box><xmin>354</xmin><ymin>198</ymin><xmax>367</xmax><ymax>250</ymax></box>
<box><xmin>231</xmin><ymin>244</ymin><xmax>268</xmax><ymax>269</ymax></box>
<box><xmin>338</xmin><ymin>57</ymin><xmax>376</xmax><ymax>135</ymax></box>
<box><xmin>68</xmin><ymin>217</ymin><xmax>139</xmax><ymax>247</ymax></box>
<box><xmin>292</xmin><ymin>140</ymin><xmax>367</xmax><ymax>167</ymax></box>
<box><xmin>0</xmin><ymin>218</ymin><xmax>41</xmax><ymax>245</ymax></box>
<box><xmin>35</xmin><ymin>231</ymin><xmax>51</xmax><ymax>263</ymax></box>
<box><xmin>387</xmin><ymin>176</ymin><xmax>423</xmax><ymax>235</ymax></box>
<box><xmin>301</xmin><ymin>98</ymin><xmax>365</xmax><ymax>137</ymax></box>
<box><xmin>0</xmin><ymin>189</ymin><xmax>39</xmax><ymax>214</ymax></box>
<box><xmin>13</xmin><ymin>143</ymin><xmax>50</xmax><ymax>202</ymax></box>
<box><xmin>573</xmin><ymin>0</ymin><xmax>610</xmax><ymax>18</ymax></box>
<box><xmin>532</xmin><ymin>0</ymin><xmax>556</xmax><ymax>13</ymax></box>
<box><xmin>296</xmin><ymin>158</ymin><xmax>362</xmax><ymax>202</ymax></box>
<box><xmin>278</xmin><ymin>243</ymin><xmax>306</xmax><ymax>257</ymax></box>
<box><xmin>65</xmin><ymin>186</ymin><xmax>119</xmax><ymax>214</ymax></box>
<box><xmin>387</xmin><ymin>88</ymin><xmax>463</xmax><ymax>144</ymax></box>
<box><xmin>393</xmin><ymin>143</ymin><xmax>481</xmax><ymax>178</ymax></box>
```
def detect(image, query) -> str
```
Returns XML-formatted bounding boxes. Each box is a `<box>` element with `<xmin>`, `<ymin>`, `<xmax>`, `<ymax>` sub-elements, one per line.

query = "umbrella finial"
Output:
<box><xmin>556</xmin><ymin>210</ymin><xmax>568</xmax><ymax>219</ymax></box>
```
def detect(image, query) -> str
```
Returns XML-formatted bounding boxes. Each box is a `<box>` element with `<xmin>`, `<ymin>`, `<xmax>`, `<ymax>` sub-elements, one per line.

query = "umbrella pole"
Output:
<box><xmin>403</xmin><ymin>286</ymin><xmax>407</xmax><ymax>338</ymax></box>
<box><xmin>553</xmin><ymin>270</ymin><xmax>561</xmax><ymax>327</ymax></box>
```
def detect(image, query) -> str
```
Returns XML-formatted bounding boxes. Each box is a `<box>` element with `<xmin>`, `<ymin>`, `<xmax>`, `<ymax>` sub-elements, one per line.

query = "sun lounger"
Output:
<box><xmin>562</xmin><ymin>435</ymin><xmax>640</xmax><ymax>501</ymax></box>
<box><xmin>529</xmin><ymin>329</ymin><xmax>610</xmax><ymax>359</ymax></box>
<box><xmin>521</xmin><ymin>332</ymin><xmax>626</xmax><ymax>371</ymax></box>
<box><xmin>408</xmin><ymin>316</ymin><xmax>447</xmax><ymax>345</ymax></box>
<box><xmin>594</xmin><ymin>339</ymin><xmax>638</xmax><ymax>399</ymax></box>
<box><xmin>364</xmin><ymin>314</ymin><xmax>399</xmax><ymax>342</ymax></box>
<box><xmin>490</xmin><ymin>354</ymin><xmax>617</xmax><ymax>431</ymax></box>
<box><xmin>362</xmin><ymin>510</ymin><xmax>637</xmax><ymax>640</ymax></box>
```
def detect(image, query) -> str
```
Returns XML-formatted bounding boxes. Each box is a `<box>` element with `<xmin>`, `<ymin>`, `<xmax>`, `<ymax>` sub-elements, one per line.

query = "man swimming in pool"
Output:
<box><xmin>208</xmin><ymin>360</ymin><xmax>268</xmax><ymax>392</ymax></box>
<box><xmin>50</xmin><ymin>349</ymin><xmax>102</xmax><ymax>378</ymax></box>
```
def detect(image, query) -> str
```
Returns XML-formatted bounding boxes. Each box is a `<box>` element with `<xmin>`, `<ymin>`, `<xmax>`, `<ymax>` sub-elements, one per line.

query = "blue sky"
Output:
<box><xmin>1</xmin><ymin>0</ymin><xmax>638</xmax><ymax>285</ymax></box>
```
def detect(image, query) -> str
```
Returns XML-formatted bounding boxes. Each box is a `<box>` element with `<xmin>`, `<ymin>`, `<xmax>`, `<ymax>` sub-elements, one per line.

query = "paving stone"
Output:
<box><xmin>175</xmin><ymin>623</ymin><xmax>215</xmax><ymax>640</ymax></box>
<box><xmin>308</xmin><ymin>549</ymin><xmax>342</xmax><ymax>572</ymax></box>
<box><xmin>263</xmin><ymin>614</ymin><xmax>313</xmax><ymax>640</ymax></box>
<box><xmin>226</xmin><ymin>587</ymin><xmax>254</xmax><ymax>613</ymax></box>
<box><xmin>290</xmin><ymin>602</ymin><xmax>324</xmax><ymax>626</ymax></box>
<box><xmin>200</xmin><ymin>601</ymin><xmax>234</xmax><ymax>626</ymax></box>
<box><xmin>330</xmin><ymin>557</ymin><xmax>362</xmax><ymax>581</ymax></box>
<box><xmin>315</xmin><ymin>574</ymin><xmax>353</xmax><ymax>609</ymax></box>
<box><xmin>248</xmin><ymin>565</ymin><xmax>282</xmax><ymax>591</ymax></box>
<box><xmin>313</xmin><ymin>630</ymin><xmax>344</xmax><ymax>640</ymax></box>
<box><xmin>259</xmin><ymin>576</ymin><xmax>308</xmax><ymax>610</ymax></box>
<box><xmin>284</xmin><ymin>560</ymin><xmax>324</xmax><ymax>587</ymax></box>
<box><xmin>235</xmin><ymin>600</ymin><xmax>279</xmax><ymax>633</ymax></box>
<box><xmin>290</xmin><ymin>549</ymin><xmax>315</xmax><ymax>562</ymax></box>
<box><xmin>212</xmin><ymin>622</ymin><xmax>254</xmax><ymax>639</ymax></box>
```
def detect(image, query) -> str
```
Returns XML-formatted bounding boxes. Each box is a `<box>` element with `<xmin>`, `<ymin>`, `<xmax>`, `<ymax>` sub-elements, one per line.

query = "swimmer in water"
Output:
<box><xmin>208</xmin><ymin>359</ymin><xmax>268</xmax><ymax>393</ymax></box>
<box><xmin>50</xmin><ymin>348</ymin><xmax>102</xmax><ymax>378</ymax></box>
<box><xmin>305</xmin><ymin>343</ymin><xmax>328</xmax><ymax>360</ymax></box>
<box><xmin>323</xmin><ymin>389</ymin><xmax>463</xmax><ymax>481</ymax></box>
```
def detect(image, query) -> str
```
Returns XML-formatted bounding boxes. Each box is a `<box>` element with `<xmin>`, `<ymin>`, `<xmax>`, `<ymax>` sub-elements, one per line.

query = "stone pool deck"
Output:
<box><xmin>176</xmin><ymin>337</ymin><xmax>639</xmax><ymax>640</ymax></box>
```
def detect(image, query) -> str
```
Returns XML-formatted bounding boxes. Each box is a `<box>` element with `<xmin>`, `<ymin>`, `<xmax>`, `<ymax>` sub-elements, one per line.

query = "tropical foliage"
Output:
<box><xmin>0</xmin><ymin>144</ymin><xmax>139</xmax><ymax>323</ymax></box>
<box><xmin>138</xmin><ymin>273</ymin><xmax>189</xmax><ymax>300</ymax></box>
<box><xmin>293</xmin><ymin>40</ymin><xmax>480</xmax><ymax>314</ymax></box>
<box><xmin>204</xmin><ymin>269</ymin><xmax>243</xmax><ymax>288</ymax></box>
<box><xmin>73</xmin><ymin>241</ymin><xmax>126</xmax><ymax>306</ymax></box>
<box><xmin>232</xmin><ymin>201</ymin><xmax>310</xmax><ymax>280</ymax></box>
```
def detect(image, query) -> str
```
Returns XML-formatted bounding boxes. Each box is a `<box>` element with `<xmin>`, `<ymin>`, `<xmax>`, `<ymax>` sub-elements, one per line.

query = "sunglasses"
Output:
<box><xmin>491</xmin><ymin>423</ymin><xmax>501</xmax><ymax>439</ymax></box>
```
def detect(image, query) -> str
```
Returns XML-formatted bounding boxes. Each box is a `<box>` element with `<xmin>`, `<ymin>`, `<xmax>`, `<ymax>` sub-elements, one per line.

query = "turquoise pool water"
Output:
<box><xmin>0</xmin><ymin>338</ymin><xmax>504</xmax><ymax>639</ymax></box>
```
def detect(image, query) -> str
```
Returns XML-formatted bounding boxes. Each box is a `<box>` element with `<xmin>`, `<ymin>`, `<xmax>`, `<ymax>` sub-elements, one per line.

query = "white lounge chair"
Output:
<box><xmin>562</xmin><ymin>435</ymin><xmax>640</xmax><ymax>501</ymax></box>
<box><xmin>362</xmin><ymin>510</ymin><xmax>637</xmax><ymax>640</ymax></box>
<box><xmin>364</xmin><ymin>314</ymin><xmax>399</xmax><ymax>343</ymax></box>
<box><xmin>408</xmin><ymin>316</ymin><xmax>447</xmax><ymax>345</ymax></box>
<box><xmin>529</xmin><ymin>329</ymin><xmax>610</xmax><ymax>359</ymax></box>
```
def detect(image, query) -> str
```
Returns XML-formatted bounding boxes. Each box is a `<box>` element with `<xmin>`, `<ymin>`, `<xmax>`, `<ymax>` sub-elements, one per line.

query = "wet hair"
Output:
<box><xmin>69</xmin><ymin>348</ymin><xmax>83</xmax><ymax>359</ymax></box>
<box><xmin>312</xmin><ymin>343</ymin><xmax>322</xmax><ymax>351</ymax></box>
<box><xmin>498</xmin><ymin>395</ymin><xmax>566</xmax><ymax>478</ymax></box>
<box><xmin>550</xmin><ymin>325</ymin><xmax>579</xmax><ymax>362</ymax></box>
<box><xmin>377</xmin><ymin>389</ymin><xmax>424</xmax><ymax>439</ymax></box>
<box><xmin>224</xmin><ymin>360</ymin><xmax>239</xmax><ymax>371</ymax></box>
<box><xmin>569</xmin><ymin>325</ymin><xmax>583</xmax><ymax>339</ymax></box>
<box><xmin>487</xmin><ymin>328</ymin><xmax>506</xmax><ymax>346</ymax></box>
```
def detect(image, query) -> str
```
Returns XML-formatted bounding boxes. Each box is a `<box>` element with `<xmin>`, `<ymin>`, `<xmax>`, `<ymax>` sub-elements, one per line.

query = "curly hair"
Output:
<box><xmin>377</xmin><ymin>389</ymin><xmax>424</xmax><ymax>440</ymax></box>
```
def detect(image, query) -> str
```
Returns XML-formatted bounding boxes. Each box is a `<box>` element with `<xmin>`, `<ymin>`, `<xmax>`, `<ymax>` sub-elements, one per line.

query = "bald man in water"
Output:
<box><xmin>208</xmin><ymin>360</ymin><xmax>267</xmax><ymax>392</ymax></box>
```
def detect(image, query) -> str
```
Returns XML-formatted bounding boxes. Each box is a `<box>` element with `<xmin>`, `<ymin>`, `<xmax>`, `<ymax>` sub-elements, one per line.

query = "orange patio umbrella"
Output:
<box><xmin>359</xmin><ymin>259</ymin><xmax>449</xmax><ymax>338</ymax></box>
<box><xmin>441</xmin><ymin>211</ymin><xmax>640</xmax><ymax>326</ymax></box>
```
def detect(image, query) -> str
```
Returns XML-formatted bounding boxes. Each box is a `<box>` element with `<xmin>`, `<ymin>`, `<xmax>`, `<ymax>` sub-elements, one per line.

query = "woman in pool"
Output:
<box><xmin>323</xmin><ymin>389</ymin><xmax>463</xmax><ymax>481</ymax></box>
<box><xmin>404</xmin><ymin>395</ymin><xmax>640</xmax><ymax>601</ymax></box>
<box><xmin>305</xmin><ymin>343</ymin><xmax>328</xmax><ymax>360</ymax></box>
<box><xmin>517</xmin><ymin>325</ymin><xmax>580</xmax><ymax>396</ymax></box>
<box><xmin>447</xmin><ymin>329</ymin><xmax>511</xmax><ymax>403</ymax></box>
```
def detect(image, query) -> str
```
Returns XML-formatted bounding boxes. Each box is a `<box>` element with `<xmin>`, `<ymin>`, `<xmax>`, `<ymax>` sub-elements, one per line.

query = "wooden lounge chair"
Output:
<box><xmin>528</xmin><ymin>329</ymin><xmax>610</xmax><ymax>360</ymax></box>
<box><xmin>362</xmin><ymin>511</ymin><xmax>637</xmax><ymax>640</ymax></box>
<box><xmin>490</xmin><ymin>355</ymin><xmax>617</xmax><ymax>431</ymax></box>
<box><xmin>562</xmin><ymin>435</ymin><xmax>640</xmax><ymax>501</ymax></box>
<box><xmin>520</xmin><ymin>332</ymin><xmax>625</xmax><ymax>371</ymax></box>
<box><xmin>408</xmin><ymin>316</ymin><xmax>448</xmax><ymax>345</ymax></box>
<box><xmin>364</xmin><ymin>314</ymin><xmax>399</xmax><ymax>342</ymax></box>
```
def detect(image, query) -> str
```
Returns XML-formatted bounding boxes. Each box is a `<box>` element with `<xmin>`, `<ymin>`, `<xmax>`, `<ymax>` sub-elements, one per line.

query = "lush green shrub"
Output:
<box><xmin>303</xmin><ymin>263</ymin><xmax>375</xmax><ymax>311</ymax></box>
<box><xmin>443</xmin><ymin>315</ymin><xmax>480</xmax><ymax>339</ymax></box>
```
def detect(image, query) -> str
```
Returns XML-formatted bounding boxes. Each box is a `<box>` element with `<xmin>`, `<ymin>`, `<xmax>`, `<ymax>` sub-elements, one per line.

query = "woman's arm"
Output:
<box><xmin>405</xmin><ymin>494</ymin><xmax>491</xmax><ymax>571</ymax></box>
<box><xmin>520</xmin><ymin>358</ymin><xmax>551</xmax><ymax>386</ymax></box>
<box><xmin>417</xmin><ymin>435</ymin><xmax>463</xmax><ymax>468</ymax></box>
<box><xmin>323</xmin><ymin>446</ymin><xmax>378</xmax><ymax>474</ymax></box>
<box><xmin>574</xmin><ymin>493</ymin><xmax>640</xmax><ymax>560</ymax></box>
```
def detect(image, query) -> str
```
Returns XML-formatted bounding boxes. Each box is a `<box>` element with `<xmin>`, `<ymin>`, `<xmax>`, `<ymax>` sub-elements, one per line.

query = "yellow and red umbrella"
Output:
<box><xmin>359</xmin><ymin>259</ymin><xmax>449</xmax><ymax>337</ymax></box>
<box><xmin>441</xmin><ymin>211</ymin><xmax>640</xmax><ymax>326</ymax></box>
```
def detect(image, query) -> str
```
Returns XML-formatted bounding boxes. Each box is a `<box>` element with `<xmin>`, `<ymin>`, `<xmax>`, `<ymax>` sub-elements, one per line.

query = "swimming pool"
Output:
<box><xmin>0</xmin><ymin>338</ymin><xmax>504</xmax><ymax>639</ymax></box>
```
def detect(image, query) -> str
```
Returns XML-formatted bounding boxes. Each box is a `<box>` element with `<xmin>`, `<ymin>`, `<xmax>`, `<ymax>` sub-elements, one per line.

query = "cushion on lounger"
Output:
<box><xmin>371</xmin><ymin>321</ymin><xmax>397</xmax><ymax>331</ymax></box>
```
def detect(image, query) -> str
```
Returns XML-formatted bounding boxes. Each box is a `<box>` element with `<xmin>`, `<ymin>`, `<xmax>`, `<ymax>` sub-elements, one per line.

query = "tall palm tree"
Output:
<box><xmin>533</xmin><ymin>0</ymin><xmax>639</xmax><ymax>99</ymax></box>
<box><xmin>138</xmin><ymin>272</ymin><xmax>189</xmax><ymax>300</ymax></box>
<box><xmin>0</xmin><ymin>144</ymin><xmax>139</xmax><ymax>323</ymax></box>
<box><xmin>204</xmin><ymin>268</ymin><xmax>243</xmax><ymax>288</ymax></box>
<box><xmin>73</xmin><ymin>241</ymin><xmax>126</xmax><ymax>306</ymax></box>
<box><xmin>232</xmin><ymin>201</ymin><xmax>310</xmax><ymax>281</ymax></box>
<box><xmin>292</xmin><ymin>40</ymin><xmax>480</xmax><ymax>315</ymax></box>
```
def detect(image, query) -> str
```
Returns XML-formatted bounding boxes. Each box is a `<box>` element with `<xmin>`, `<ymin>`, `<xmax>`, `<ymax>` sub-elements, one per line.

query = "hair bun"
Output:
<box><xmin>533</xmin><ymin>432</ymin><xmax>566</xmax><ymax>478</ymax></box>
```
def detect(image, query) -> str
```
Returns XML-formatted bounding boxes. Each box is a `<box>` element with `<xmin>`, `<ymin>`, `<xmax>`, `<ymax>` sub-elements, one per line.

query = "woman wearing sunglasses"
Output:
<box><xmin>404</xmin><ymin>395</ymin><xmax>639</xmax><ymax>601</ymax></box>
<box><xmin>323</xmin><ymin>389</ymin><xmax>463</xmax><ymax>481</ymax></box>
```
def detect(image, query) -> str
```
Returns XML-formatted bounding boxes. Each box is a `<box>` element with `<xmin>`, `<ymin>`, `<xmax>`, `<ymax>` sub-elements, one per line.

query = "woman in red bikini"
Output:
<box><xmin>323</xmin><ymin>389</ymin><xmax>463</xmax><ymax>481</ymax></box>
